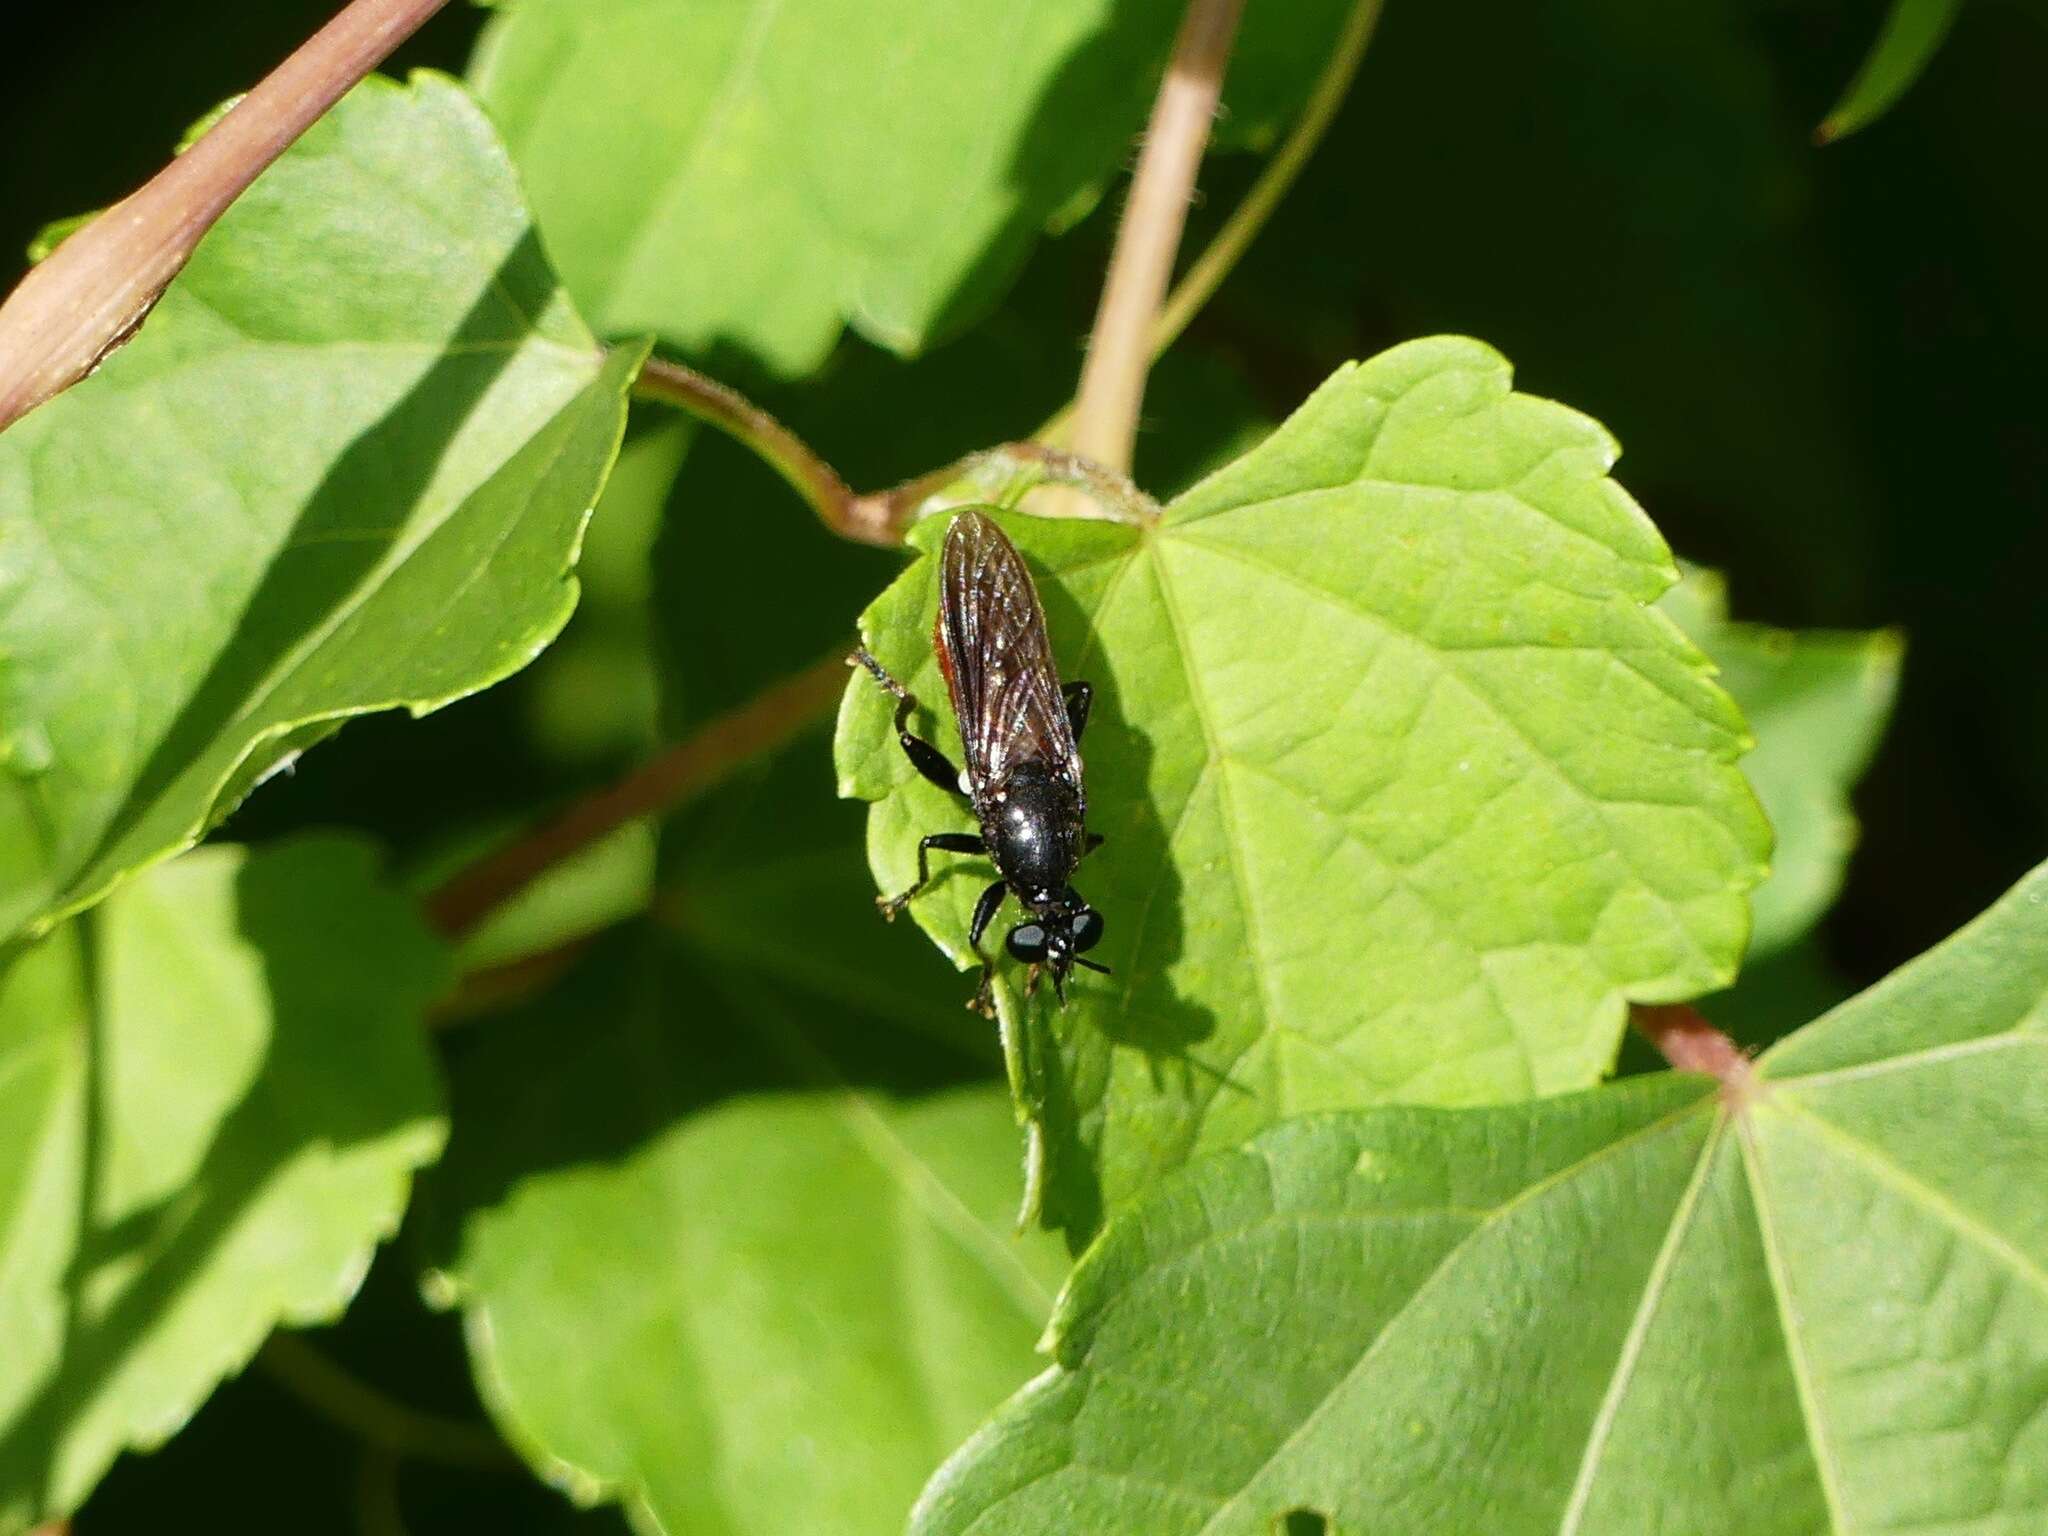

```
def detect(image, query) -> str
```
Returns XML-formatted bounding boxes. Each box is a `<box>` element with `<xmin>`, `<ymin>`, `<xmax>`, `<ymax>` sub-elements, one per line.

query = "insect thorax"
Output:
<box><xmin>979</xmin><ymin>758</ymin><xmax>1084</xmax><ymax>904</ymax></box>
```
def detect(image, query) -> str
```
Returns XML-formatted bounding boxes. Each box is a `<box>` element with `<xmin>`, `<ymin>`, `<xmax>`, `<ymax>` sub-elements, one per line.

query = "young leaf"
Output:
<box><xmin>913</xmin><ymin>858</ymin><xmax>2048</xmax><ymax>1534</ymax></box>
<box><xmin>0</xmin><ymin>73</ymin><xmax>638</xmax><ymax>947</ymax></box>
<box><xmin>839</xmin><ymin>338</ymin><xmax>1771</xmax><ymax>1238</ymax></box>
<box><xmin>421</xmin><ymin>737</ymin><xmax>1065</xmax><ymax>1536</ymax></box>
<box><xmin>1816</xmin><ymin>0</ymin><xmax>1963</xmax><ymax>144</ymax></box>
<box><xmin>0</xmin><ymin>838</ymin><xmax>447</xmax><ymax>1528</ymax></box>
<box><xmin>1661</xmin><ymin>567</ymin><xmax>1902</xmax><ymax>957</ymax></box>
<box><xmin>466</xmin><ymin>0</ymin><xmax>1355</xmax><ymax>376</ymax></box>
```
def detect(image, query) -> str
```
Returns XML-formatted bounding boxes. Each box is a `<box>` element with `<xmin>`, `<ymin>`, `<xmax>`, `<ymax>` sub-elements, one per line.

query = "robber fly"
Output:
<box><xmin>852</xmin><ymin>509</ymin><xmax>1108</xmax><ymax>1014</ymax></box>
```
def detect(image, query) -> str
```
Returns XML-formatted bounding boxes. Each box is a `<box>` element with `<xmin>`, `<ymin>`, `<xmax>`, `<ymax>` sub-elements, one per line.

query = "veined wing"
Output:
<box><xmin>934</xmin><ymin>510</ymin><xmax>1079</xmax><ymax>792</ymax></box>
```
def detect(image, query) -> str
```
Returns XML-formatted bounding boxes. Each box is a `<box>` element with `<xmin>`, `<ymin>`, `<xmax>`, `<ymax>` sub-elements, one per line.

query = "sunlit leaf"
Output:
<box><xmin>840</xmin><ymin>337</ymin><xmax>1771</xmax><ymax>1238</ymax></box>
<box><xmin>468</xmin><ymin>0</ymin><xmax>1355</xmax><ymax>375</ymax></box>
<box><xmin>0</xmin><ymin>838</ymin><xmax>447</xmax><ymax>1528</ymax></box>
<box><xmin>0</xmin><ymin>73</ymin><xmax>637</xmax><ymax>946</ymax></box>
<box><xmin>915</xmin><ymin>858</ymin><xmax>2048</xmax><ymax>1534</ymax></box>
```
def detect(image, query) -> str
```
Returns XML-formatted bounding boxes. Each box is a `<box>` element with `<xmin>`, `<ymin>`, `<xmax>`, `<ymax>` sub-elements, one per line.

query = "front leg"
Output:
<box><xmin>966</xmin><ymin>878</ymin><xmax>1007</xmax><ymax>1017</ymax></box>
<box><xmin>852</xmin><ymin>647</ymin><xmax>969</xmax><ymax>799</ymax></box>
<box><xmin>879</xmin><ymin>832</ymin><xmax>985</xmax><ymax>920</ymax></box>
<box><xmin>1062</xmin><ymin>680</ymin><xmax>1094</xmax><ymax>741</ymax></box>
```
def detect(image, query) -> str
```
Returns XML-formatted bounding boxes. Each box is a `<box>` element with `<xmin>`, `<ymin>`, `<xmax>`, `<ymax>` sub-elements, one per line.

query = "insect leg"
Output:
<box><xmin>852</xmin><ymin>647</ymin><xmax>967</xmax><ymax>799</ymax></box>
<box><xmin>1083</xmin><ymin>831</ymin><xmax>1105</xmax><ymax>857</ymax></box>
<box><xmin>878</xmin><ymin>832</ymin><xmax>985</xmax><ymax>920</ymax></box>
<box><xmin>1062</xmin><ymin>680</ymin><xmax>1094</xmax><ymax>741</ymax></box>
<box><xmin>967</xmin><ymin>879</ymin><xmax>1007</xmax><ymax>1016</ymax></box>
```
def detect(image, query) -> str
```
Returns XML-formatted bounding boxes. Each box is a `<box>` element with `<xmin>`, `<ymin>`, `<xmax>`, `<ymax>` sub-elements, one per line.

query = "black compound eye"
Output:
<box><xmin>1006</xmin><ymin>923</ymin><xmax>1050</xmax><ymax>963</ymax></box>
<box><xmin>1071</xmin><ymin>907</ymin><xmax>1105</xmax><ymax>953</ymax></box>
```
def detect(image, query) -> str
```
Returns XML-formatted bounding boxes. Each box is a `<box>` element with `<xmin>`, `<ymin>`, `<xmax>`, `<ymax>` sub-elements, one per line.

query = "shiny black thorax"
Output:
<box><xmin>977</xmin><ymin>758</ymin><xmax>1086</xmax><ymax>910</ymax></box>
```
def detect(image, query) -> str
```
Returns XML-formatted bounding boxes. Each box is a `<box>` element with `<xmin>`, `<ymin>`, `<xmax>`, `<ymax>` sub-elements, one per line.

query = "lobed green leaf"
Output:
<box><xmin>914</xmin><ymin>858</ymin><xmax>2048</xmax><ymax>1534</ymax></box>
<box><xmin>0</xmin><ymin>73</ymin><xmax>637</xmax><ymax>946</ymax></box>
<box><xmin>838</xmin><ymin>337</ymin><xmax>1772</xmax><ymax>1239</ymax></box>
<box><xmin>0</xmin><ymin>838</ymin><xmax>447</xmax><ymax>1529</ymax></box>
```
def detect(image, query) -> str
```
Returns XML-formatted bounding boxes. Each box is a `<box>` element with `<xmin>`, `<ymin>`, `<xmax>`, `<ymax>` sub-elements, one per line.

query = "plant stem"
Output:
<box><xmin>1152</xmin><ymin>0</ymin><xmax>1383</xmax><ymax>362</ymax></box>
<box><xmin>633</xmin><ymin>356</ymin><xmax>883</xmax><ymax>543</ymax></box>
<box><xmin>632</xmin><ymin>356</ymin><xmax>1156</xmax><ymax>540</ymax></box>
<box><xmin>424</xmin><ymin>651</ymin><xmax>850</xmax><ymax>939</ymax></box>
<box><xmin>258</xmin><ymin>1334</ymin><xmax>515</xmax><ymax>1471</ymax></box>
<box><xmin>356</xmin><ymin>1448</ymin><xmax>410</xmax><ymax>1536</ymax></box>
<box><xmin>0</xmin><ymin>0</ymin><xmax>451</xmax><ymax>432</ymax></box>
<box><xmin>1631</xmin><ymin>1003</ymin><xmax>1757</xmax><ymax>1100</ymax></box>
<box><xmin>1037</xmin><ymin>0</ymin><xmax>1384</xmax><ymax>446</ymax></box>
<box><xmin>1066</xmin><ymin>0</ymin><xmax>1247</xmax><ymax>474</ymax></box>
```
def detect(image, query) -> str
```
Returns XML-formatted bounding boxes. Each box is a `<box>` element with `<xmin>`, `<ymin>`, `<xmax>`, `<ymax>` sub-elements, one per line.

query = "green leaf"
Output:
<box><xmin>839</xmin><ymin>338</ymin><xmax>1771</xmax><ymax>1238</ymax></box>
<box><xmin>451</xmin><ymin>820</ymin><xmax>657</xmax><ymax>976</ymax></box>
<box><xmin>521</xmin><ymin>416</ymin><xmax>690</xmax><ymax>766</ymax></box>
<box><xmin>1816</xmin><ymin>0</ymin><xmax>1963</xmax><ymax>144</ymax></box>
<box><xmin>24</xmin><ymin>211</ymin><xmax>98</xmax><ymax>265</ymax></box>
<box><xmin>1661</xmin><ymin>566</ymin><xmax>1901</xmax><ymax>957</ymax></box>
<box><xmin>467</xmin><ymin>0</ymin><xmax>1353</xmax><ymax>376</ymax></box>
<box><xmin>422</xmin><ymin>733</ymin><xmax>1065</xmax><ymax>1535</ymax></box>
<box><xmin>914</xmin><ymin>858</ymin><xmax>2048</xmax><ymax>1534</ymax></box>
<box><xmin>0</xmin><ymin>838</ymin><xmax>447</xmax><ymax>1528</ymax></box>
<box><xmin>0</xmin><ymin>72</ymin><xmax>639</xmax><ymax>947</ymax></box>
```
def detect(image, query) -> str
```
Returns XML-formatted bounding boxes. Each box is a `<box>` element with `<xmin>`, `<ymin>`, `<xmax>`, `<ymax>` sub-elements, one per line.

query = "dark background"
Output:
<box><xmin>5</xmin><ymin>0</ymin><xmax>2043</xmax><ymax>1528</ymax></box>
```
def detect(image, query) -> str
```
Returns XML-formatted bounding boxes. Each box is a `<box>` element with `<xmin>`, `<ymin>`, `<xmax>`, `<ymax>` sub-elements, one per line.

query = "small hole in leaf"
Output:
<box><xmin>1275</xmin><ymin>1511</ymin><xmax>1328</xmax><ymax>1536</ymax></box>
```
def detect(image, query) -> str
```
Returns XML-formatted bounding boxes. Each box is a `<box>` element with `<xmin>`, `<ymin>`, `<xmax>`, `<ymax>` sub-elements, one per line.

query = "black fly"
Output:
<box><xmin>852</xmin><ymin>509</ymin><xmax>1108</xmax><ymax>1014</ymax></box>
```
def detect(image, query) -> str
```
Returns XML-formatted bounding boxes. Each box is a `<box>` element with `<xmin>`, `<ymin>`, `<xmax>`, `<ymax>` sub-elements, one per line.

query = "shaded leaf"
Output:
<box><xmin>422</xmin><ymin>734</ymin><xmax>1063</xmax><ymax>1535</ymax></box>
<box><xmin>0</xmin><ymin>838</ymin><xmax>447</xmax><ymax>1528</ymax></box>
<box><xmin>467</xmin><ymin>0</ymin><xmax>1353</xmax><ymax>376</ymax></box>
<box><xmin>839</xmin><ymin>337</ymin><xmax>1770</xmax><ymax>1238</ymax></box>
<box><xmin>1816</xmin><ymin>0</ymin><xmax>1964</xmax><ymax>143</ymax></box>
<box><xmin>0</xmin><ymin>73</ymin><xmax>637</xmax><ymax>945</ymax></box>
<box><xmin>1662</xmin><ymin>566</ymin><xmax>1902</xmax><ymax>956</ymax></box>
<box><xmin>520</xmin><ymin>417</ymin><xmax>690</xmax><ymax>767</ymax></box>
<box><xmin>452</xmin><ymin>821</ymin><xmax>657</xmax><ymax>976</ymax></box>
<box><xmin>915</xmin><ymin>858</ymin><xmax>2048</xmax><ymax>1535</ymax></box>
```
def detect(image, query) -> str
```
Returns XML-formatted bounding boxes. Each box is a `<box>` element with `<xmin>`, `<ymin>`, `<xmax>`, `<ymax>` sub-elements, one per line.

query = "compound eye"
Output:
<box><xmin>1071</xmin><ymin>907</ymin><xmax>1105</xmax><ymax>953</ymax></box>
<box><xmin>1007</xmin><ymin>923</ymin><xmax>1050</xmax><ymax>963</ymax></box>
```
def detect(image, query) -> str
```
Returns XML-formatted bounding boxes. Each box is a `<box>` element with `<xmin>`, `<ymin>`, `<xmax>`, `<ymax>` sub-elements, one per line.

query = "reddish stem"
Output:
<box><xmin>1631</xmin><ymin>1003</ymin><xmax>1756</xmax><ymax>1096</ymax></box>
<box><xmin>424</xmin><ymin>652</ymin><xmax>848</xmax><ymax>939</ymax></box>
<box><xmin>0</xmin><ymin>0</ymin><xmax>451</xmax><ymax>431</ymax></box>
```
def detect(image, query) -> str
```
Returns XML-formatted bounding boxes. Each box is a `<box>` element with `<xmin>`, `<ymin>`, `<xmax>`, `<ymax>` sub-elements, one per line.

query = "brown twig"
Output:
<box><xmin>632</xmin><ymin>356</ymin><xmax>1157</xmax><ymax>540</ymax></box>
<box><xmin>0</xmin><ymin>0</ymin><xmax>452</xmax><ymax>433</ymax></box>
<box><xmin>1631</xmin><ymin>1003</ymin><xmax>1758</xmax><ymax>1104</ymax></box>
<box><xmin>424</xmin><ymin>652</ymin><xmax>848</xmax><ymax>939</ymax></box>
<box><xmin>632</xmin><ymin>356</ymin><xmax>888</xmax><ymax>542</ymax></box>
<box><xmin>1066</xmin><ymin>0</ymin><xmax>1247</xmax><ymax>474</ymax></box>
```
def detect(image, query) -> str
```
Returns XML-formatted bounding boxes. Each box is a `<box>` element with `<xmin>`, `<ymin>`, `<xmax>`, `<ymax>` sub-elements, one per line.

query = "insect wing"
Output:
<box><xmin>934</xmin><ymin>511</ymin><xmax>1078</xmax><ymax>792</ymax></box>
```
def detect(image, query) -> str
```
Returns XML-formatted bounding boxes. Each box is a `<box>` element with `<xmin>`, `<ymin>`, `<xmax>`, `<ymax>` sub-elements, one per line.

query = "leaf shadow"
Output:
<box><xmin>918</xmin><ymin>0</ymin><xmax>1183</xmax><ymax>351</ymax></box>
<box><xmin>10</xmin><ymin>850</ymin><xmax>428</xmax><ymax>1513</ymax></box>
<box><xmin>1026</xmin><ymin>552</ymin><xmax>1236</xmax><ymax>1242</ymax></box>
<box><xmin>78</xmin><ymin>230</ymin><xmax>562</xmax><ymax>876</ymax></box>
